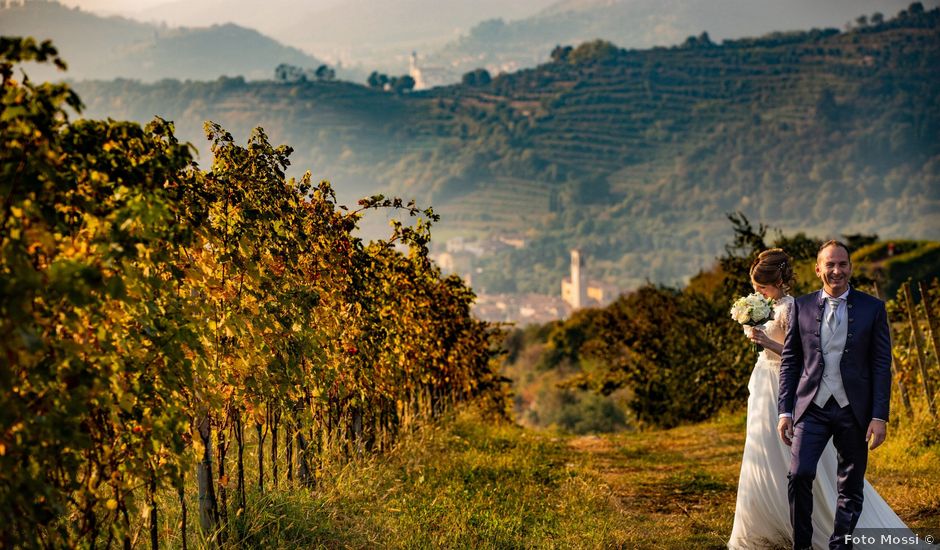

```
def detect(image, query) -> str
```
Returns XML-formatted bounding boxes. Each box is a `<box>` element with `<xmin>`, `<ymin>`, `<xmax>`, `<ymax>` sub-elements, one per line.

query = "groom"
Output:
<box><xmin>777</xmin><ymin>240</ymin><xmax>892</xmax><ymax>550</ymax></box>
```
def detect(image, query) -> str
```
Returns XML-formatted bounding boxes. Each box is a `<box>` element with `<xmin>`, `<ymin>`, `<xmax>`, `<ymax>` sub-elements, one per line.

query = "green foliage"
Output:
<box><xmin>461</xmin><ymin>68</ymin><xmax>491</xmax><ymax>87</ymax></box>
<box><xmin>853</xmin><ymin>241</ymin><xmax>940</xmax><ymax>298</ymax></box>
<box><xmin>0</xmin><ymin>39</ymin><xmax>506</xmax><ymax>547</ymax></box>
<box><xmin>507</xmin><ymin>215</ymin><xmax>940</xmax><ymax>429</ymax></box>
<box><xmin>165</xmin><ymin>406</ymin><xmax>637</xmax><ymax>548</ymax></box>
<box><xmin>74</xmin><ymin>7</ymin><xmax>940</xmax><ymax>292</ymax></box>
<box><xmin>566</xmin><ymin>39</ymin><xmax>621</xmax><ymax>65</ymax></box>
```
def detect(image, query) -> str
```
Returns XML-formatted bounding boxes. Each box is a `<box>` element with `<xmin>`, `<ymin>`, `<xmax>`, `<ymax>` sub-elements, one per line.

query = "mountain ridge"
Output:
<box><xmin>0</xmin><ymin>0</ymin><xmax>325</xmax><ymax>81</ymax></box>
<box><xmin>427</xmin><ymin>0</ymin><xmax>940</xmax><ymax>82</ymax></box>
<box><xmin>68</xmin><ymin>5</ymin><xmax>940</xmax><ymax>294</ymax></box>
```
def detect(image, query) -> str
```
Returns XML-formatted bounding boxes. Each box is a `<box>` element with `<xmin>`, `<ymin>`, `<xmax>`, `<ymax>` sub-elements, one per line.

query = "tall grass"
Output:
<box><xmin>150</xmin><ymin>406</ymin><xmax>632</xmax><ymax>548</ymax></box>
<box><xmin>143</xmin><ymin>401</ymin><xmax>937</xmax><ymax>548</ymax></box>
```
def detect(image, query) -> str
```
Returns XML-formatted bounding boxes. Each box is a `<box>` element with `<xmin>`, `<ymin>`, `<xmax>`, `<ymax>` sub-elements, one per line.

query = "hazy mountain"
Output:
<box><xmin>0</xmin><ymin>0</ymin><xmax>324</xmax><ymax>81</ymax></box>
<box><xmin>71</xmin><ymin>7</ymin><xmax>940</xmax><ymax>293</ymax></box>
<box><xmin>429</xmin><ymin>0</ymin><xmax>940</xmax><ymax>79</ymax></box>
<box><xmin>133</xmin><ymin>0</ymin><xmax>559</xmax><ymax>74</ymax></box>
<box><xmin>134</xmin><ymin>0</ymin><xmax>340</xmax><ymax>36</ymax></box>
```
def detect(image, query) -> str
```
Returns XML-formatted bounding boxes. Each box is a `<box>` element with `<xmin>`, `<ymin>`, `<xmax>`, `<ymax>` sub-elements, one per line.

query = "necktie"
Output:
<box><xmin>827</xmin><ymin>297</ymin><xmax>841</xmax><ymax>331</ymax></box>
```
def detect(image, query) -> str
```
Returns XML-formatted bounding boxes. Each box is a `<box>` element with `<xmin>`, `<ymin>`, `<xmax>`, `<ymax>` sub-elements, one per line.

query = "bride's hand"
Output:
<box><xmin>748</xmin><ymin>327</ymin><xmax>771</xmax><ymax>347</ymax></box>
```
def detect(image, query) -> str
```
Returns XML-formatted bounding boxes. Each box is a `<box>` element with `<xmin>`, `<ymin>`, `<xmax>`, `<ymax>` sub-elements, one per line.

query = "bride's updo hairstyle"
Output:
<box><xmin>749</xmin><ymin>248</ymin><xmax>794</xmax><ymax>291</ymax></box>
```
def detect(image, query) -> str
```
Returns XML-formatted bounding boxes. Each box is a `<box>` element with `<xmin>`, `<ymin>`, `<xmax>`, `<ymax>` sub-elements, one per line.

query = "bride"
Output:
<box><xmin>727</xmin><ymin>248</ymin><xmax>918</xmax><ymax>549</ymax></box>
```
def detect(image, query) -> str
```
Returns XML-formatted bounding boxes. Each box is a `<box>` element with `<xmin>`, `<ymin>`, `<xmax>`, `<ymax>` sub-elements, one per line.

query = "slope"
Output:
<box><xmin>429</xmin><ymin>0</ymin><xmax>940</xmax><ymax>78</ymax></box>
<box><xmin>0</xmin><ymin>0</ymin><xmax>323</xmax><ymax>81</ymax></box>
<box><xmin>71</xmin><ymin>6</ymin><xmax>940</xmax><ymax>293</ymax></box>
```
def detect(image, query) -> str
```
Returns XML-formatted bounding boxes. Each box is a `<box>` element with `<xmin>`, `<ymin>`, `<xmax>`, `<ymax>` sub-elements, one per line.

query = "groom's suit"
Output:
<box><xmin>778</xmin><ymin>287</ymin><xmax>892</xmax><ymax>549</ymax></box>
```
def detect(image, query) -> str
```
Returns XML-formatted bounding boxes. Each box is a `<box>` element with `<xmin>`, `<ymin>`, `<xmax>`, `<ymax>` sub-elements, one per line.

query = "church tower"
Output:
<box><xmin>409</xmin><ymin>51</ymin><xmax>426</xmax><ymax>90</ymax></box>
<box><xmin>570</xmin><ymin>249</ymin><xmax>586</xmax><ymax>310</ymax></box>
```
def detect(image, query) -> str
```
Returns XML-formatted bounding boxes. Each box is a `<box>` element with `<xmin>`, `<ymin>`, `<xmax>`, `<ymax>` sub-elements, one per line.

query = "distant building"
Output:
<box><xmin>409</xmin><ymin>51</ymin><xmax>453</xmax><ymax>91</ymax></box>
<box><xmin>562</xmin><ymin>249</ymin><xmax>587</xmax><ymax>309</ymax></box>
<box><xmin>497</xmin><ymin>234</ymin><xmax>527</xmax><ymax>249</ymax></box>
<box><xmin>473</xmin><ymin>292</ymin><xmax>569</xmax><ymax>325</ymax></box>
<box><xmin>561</xmin><ymin>249</ymin><xmax>618</xmax><ymax>310</ymax></box>
<box><xmin>433</xmin><ymin>250</ymin><xmax>474</xmax><ymax>277</ymax></box>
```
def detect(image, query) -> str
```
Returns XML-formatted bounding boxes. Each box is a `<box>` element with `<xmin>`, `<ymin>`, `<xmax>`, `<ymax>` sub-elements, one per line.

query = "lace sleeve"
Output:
<box><xmin>777</xmin><ymin>297</ymin><xmax>791</xmax><ymax>330</ymax></box>
<box><xmin>771</xmin><ymin>296</ymin><xmax>793</xmax><ymax>334</ymax></box>
<box><xmin>763</xmin><ymin>296</ymin><xmax>793</xmax><ymax>347</ymax></box>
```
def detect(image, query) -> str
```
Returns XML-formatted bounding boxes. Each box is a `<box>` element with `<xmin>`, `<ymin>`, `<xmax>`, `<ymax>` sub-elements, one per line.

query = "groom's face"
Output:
<box><xmin>815</xmin><ymin>245</ymin><xmax>851</xmax><ymax>296</ymax></box>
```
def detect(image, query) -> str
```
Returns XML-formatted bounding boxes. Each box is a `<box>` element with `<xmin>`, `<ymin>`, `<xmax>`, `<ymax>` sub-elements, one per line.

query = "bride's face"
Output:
<box><xmin>752</xmin><ymin>281</ymin><xmax>785</xmax><ymax>300</ymax></box>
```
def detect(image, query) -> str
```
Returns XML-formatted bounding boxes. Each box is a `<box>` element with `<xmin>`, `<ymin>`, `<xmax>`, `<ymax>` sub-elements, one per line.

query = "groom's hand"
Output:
<box><xmin>866</xmin><ymin>419</ymin><xmax>887</xmax><ymax>450</ymax></box>
<box><xmin>778</xmin><ymin>417</ymin><xmax>793</xmax><ymax>446</ymax></box>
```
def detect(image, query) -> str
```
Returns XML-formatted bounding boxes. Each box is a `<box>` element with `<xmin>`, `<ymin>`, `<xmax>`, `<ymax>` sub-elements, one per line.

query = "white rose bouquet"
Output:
<box><xmin>730</xmin><ymin>292</ymin><xmax>775</xmax><ymax>352</ymax></box>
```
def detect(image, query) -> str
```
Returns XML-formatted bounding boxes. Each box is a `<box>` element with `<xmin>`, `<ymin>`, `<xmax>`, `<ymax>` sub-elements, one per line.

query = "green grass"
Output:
<box><xmin>154</xmin><ymin>404</ymin><xmax>939</xmax><ymax>549</ymax></box>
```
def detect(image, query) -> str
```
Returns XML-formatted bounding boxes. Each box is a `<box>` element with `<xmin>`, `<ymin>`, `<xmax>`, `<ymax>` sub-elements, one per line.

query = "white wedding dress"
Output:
<box><xmin>728</xmin><ymin>295</ymin><xmax>920</xmax><ymax>549</ymax></box>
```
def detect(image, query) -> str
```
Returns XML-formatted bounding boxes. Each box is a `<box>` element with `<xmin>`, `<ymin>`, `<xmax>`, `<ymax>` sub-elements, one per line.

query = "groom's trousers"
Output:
<box><xmin>788</xmin><ymin>397</ymin><xmax>869</xmax><ymax>550</ymax></box>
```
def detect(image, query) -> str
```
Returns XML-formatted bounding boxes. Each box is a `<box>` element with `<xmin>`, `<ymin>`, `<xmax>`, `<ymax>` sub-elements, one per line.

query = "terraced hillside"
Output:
<box><xmin>73</xmin><ymin>5</ymin><xmax>940</xmax><ymax>293</ymax></box>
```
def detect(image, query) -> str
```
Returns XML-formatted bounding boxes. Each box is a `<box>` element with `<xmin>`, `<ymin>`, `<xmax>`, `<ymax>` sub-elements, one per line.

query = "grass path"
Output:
<box><xmin>193</xmin><ymin>407</ymin><xmax>938</xmax><ymax>549</ymax></box>
<box><xmin>565</xmin><ymin>417</ymin><xmax>745</xmax><ymax>548</ymax></box>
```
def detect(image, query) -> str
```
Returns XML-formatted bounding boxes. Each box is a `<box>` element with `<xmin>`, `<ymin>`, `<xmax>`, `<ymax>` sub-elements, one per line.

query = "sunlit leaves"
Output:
<box><xmin>1</xmin><ymin>38</ymin><xmax>505</xmax><ymax>547</ymax></box>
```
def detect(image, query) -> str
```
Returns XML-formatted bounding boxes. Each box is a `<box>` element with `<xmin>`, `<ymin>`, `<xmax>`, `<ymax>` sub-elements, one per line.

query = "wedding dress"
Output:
<box><xmin>727</xmin><ymin>295</ymin><xmax>920</xmax><ymax>549</ymax></box>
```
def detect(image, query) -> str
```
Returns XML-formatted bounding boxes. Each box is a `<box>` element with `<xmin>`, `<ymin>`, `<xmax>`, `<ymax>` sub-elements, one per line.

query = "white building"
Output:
<box><xmin>561</xmin><ymin>249</ymin><xmax>618</xmax><ymax>310</ymax></box>
<box><xmin>409</xmin><ymin>51</ymin><xmax>454</xmax><ymax>91</ymax></box>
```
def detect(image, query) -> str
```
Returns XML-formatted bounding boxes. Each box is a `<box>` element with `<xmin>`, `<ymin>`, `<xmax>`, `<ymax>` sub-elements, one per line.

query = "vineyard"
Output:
<box><xmin>0</xmin><ymin>39</ymin><xmax>507</xmax><ymax>548</ymax></box>
<box><xmin>3</xmin><ymin>9</ymin><xmax>940</xmax><ymax>547</ymax></box>
<box><xmin>71</xmin><ymin>5</ymin><xmax>940</xmax><ymax>292</ymax></box>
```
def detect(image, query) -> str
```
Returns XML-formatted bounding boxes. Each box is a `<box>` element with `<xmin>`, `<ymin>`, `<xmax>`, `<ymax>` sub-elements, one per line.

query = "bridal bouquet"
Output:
<box><xmin>730</xmin><ymin>293</ymin><xmax>775</xmax><ymax>352</ymax></box>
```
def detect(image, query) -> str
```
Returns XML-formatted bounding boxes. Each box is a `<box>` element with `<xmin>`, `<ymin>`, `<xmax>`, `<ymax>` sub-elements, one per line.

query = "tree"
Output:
<box><xmin>367</xmin><ymin>71</ymin><xmax>389</xmax><ymax>89</ymax></box>
<box><xmin>274</xmin><ymin>63</ymin><xmax>306</xmax><ymax>83</ymax></box>
<box><xmin>550</xmin><ymin>45</ymin><xmax>573</xmax><ymax>63</ymax></box>
<box><xmin>390</xmin><ymin>74</ymin><xmax>415</xmax><ymax>93</ymax></box>
<box><xmin>461</xmin><ymin>68</ymin><xmax>491</xmax><ymax>87</ymax></box>
<box><xmin>719</xmin><ymin>212</ymin><xmax>768</xmax><ymax>297</ymax></box>
<box><xmin>568</xmin><ymin>40</ymin><xmax>620</xmax><ymax>65</ymax></box>
<box><xmin>842</xmin><ymin>233</ymin><xmax>879</xmax><ymax>251</ymax></box>
<box><xmin>683</xmin><ymin>32</ymin><xmax>715</xmax><ymax>49</ymax></box>
<box><xmin>314</xmin><ymin>64</ymin><xmax>335</xmax><ymax>81</ymax></box>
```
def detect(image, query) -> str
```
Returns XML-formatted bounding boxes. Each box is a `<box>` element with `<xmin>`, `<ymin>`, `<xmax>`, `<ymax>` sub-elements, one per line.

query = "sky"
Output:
<box><xmin>57</xmin><ymin>0</ymin><xmax>166</xmax><ymax>13</ymax></box>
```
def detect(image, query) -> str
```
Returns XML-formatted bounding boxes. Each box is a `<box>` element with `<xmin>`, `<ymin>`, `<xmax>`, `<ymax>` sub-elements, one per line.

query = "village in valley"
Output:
<box><xmin>432</xmin><ymin>239</ymin><xmax>618</xmax><ymax>324</ymax></box>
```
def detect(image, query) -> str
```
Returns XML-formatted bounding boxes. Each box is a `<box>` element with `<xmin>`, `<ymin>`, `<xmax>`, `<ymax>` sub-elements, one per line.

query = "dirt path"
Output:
<box><xmin>564</xmin><ymin>417</ymin><xmax>745</xmax><ymax>548</ymax></box>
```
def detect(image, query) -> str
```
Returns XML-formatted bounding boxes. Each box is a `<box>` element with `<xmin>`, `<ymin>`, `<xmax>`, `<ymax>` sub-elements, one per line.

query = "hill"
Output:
<box><xmin>427</xmin><ymin>0</ymin><xmax>940</xmax><ymax>78</ymax></box>
<box><xmin>132</xmin><ymin>0</ymin><xmax>558</xmax><ymax>76</ymax></box>
<box><xmin>0</xmin><ymin>0</ymin><xmax>324</xmax><ymax>81</ymax></box>
<box><xmin>71</xmin><ymin>5</ymin><xmax>940</xmax><ymax>293</ymax></box>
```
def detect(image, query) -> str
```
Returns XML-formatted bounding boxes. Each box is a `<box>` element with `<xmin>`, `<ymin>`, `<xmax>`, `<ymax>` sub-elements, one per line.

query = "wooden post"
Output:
<box><xmin>918</xmin><ymin>281</ymin><xmax>940</xmax><ymax>369</ymax></box>
<box><xmin>256</xmin><ymin>420</ymin><xmax>265</xmax><ymax>494</ymax></box>
<box><xmin>286</xmin><ymin>417</ymin><xmax>293</xmax><ymax>485</ymax></box>
<box><xmin>149</xmin><ymin>471</ymin><xmax>158</xmax><ymax>550</ymax></box>
<box><xmin>874</xmin><ymin>282</ymin><xmax>914</xmax><ymax>420</ymax></box>
<box><xmin>902</xmin><ymin>283</ymin><xmax>936</xmax><ymax>417</ymax></box>
<box><xmin>271</xmin><ymin>406</ymin><xmax>280</xmax><ymax>488</ymax></box>
<box><xmin>196</xmin><ymin>414</ymin><xmax>219</xmax><ymax>539</ymax></box>
<box><xmin>297</xmin><ymin>429</ymin><xmax>312</xmax><ymax>488</ymax></box>
<box><xmin>178</xmin><ymin>473</ymin><xmax>188</xmax><ymax>550</ymax></box>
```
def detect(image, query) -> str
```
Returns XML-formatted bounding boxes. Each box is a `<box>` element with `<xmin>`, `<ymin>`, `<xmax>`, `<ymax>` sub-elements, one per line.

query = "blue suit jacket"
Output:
<box><xmin>778</xmin><ymin>288</ymin><xmax>892</xmax><ymax>427</ymax></box>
